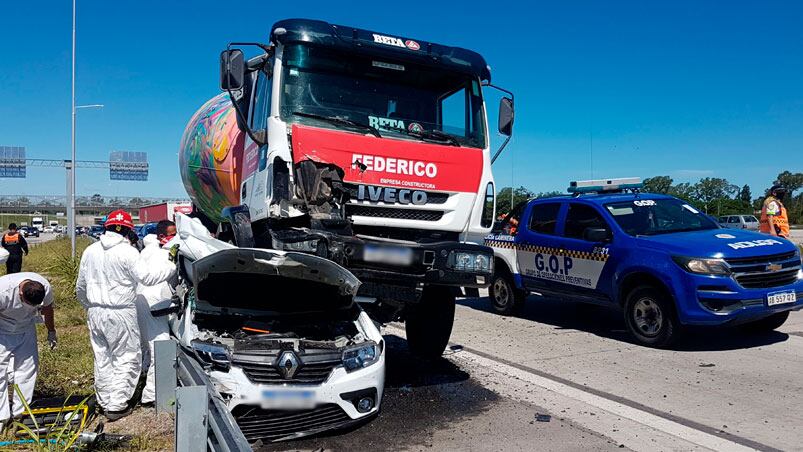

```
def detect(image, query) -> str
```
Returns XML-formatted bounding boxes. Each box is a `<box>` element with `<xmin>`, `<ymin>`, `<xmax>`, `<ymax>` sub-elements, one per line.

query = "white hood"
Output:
<box><xmin>100</xmin><ymin>230</ymin><xmax>127</xmax><ymax>250</ymax></box>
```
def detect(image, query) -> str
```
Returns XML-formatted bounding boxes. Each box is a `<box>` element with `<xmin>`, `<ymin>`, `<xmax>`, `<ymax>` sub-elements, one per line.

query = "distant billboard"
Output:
<box><xmin>0</xmin><ymin>146</ymin><xmax>26</xmax><ymax>178</ymax></box>
<box><xmin>109</xmin><ymin>151</ymin><xmax>148</xmax><ymax>181</ymax></box>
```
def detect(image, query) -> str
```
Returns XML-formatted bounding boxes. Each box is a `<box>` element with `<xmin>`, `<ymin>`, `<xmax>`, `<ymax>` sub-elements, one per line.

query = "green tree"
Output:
<box><xmin>643</xmin><ymin>176</ymin><xmax>673</xmax><ymax>194</ymax></box>
<box><xmin>776</xmin><ymin>171</ymin><xmax>803</xmax><ymax>194</ymax></box>
<box><xmin>496</xmin><ymin>186</ymin><xmax>535</xmax><ymax>216</ymax></box>
<box><xmin>739</xmin><ymin>184</ymin><xmax>752</xmax><ymax>206</ymax></box>
<box><xmin>692</xmin><ymin>178</ymin><xmax>739</xmax><ymax>214</ymax></box>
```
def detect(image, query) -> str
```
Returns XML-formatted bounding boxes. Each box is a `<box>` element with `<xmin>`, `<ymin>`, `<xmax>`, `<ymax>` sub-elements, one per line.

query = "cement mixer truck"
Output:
<box><xmin>180</xmin><ymin>18</ymin><xmax>514</xmax><ymax>358</ymax></box>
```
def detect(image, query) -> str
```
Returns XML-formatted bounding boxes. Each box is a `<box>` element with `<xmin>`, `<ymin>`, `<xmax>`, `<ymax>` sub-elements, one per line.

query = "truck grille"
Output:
<box><xmin>346</xmin><ymin>205</ymin><xmax>443</xmax><ymax>221</ymax></box>
<box><xmin>726</xmin><ymin>251</ymin><xmax>802</xmax><ymax>289</ymax></box>
<box><xmin>233</xmin><ymin>404</ymin><xmax>351</xmax><ymax>442</ymax></box>
<box><xmin>343</xmin><ymin>184</ymin><xmax>449</xmax><ymax>204</ymax></box>
<box><xmin>233</xmin><ymin>359</ymin><xmax>339</xmax><ymax>385</ymax></box>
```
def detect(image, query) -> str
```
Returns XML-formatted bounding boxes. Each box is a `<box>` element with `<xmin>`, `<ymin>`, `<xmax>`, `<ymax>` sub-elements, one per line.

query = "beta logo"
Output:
<box><xmin>372</xmin><ymin>34</ymin><xmax>420</xmax><ymax>51</ymax></box>
<box><xmin>408</xmin><ymin>122</ymin><xmax>424</xmax><ymax>133</ymax></box>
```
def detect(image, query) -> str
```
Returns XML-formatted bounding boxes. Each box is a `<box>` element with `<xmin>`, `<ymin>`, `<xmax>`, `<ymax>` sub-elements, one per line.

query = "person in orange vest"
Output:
<box><xmin>759</xmin><ymin>185</ymin><xmax>790</xmax><ymax>239</ymax></box>
<box><xmin>1</xmin><ymin>224</ymin><xmax>29</xmax><ymax>274</ymax></box>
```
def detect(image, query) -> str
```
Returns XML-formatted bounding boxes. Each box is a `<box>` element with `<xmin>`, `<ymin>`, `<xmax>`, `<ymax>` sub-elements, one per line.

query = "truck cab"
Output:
<box><xmin>486</xmin><ymin>178</ymin><xmax>803</xmax><ymax>347</ymax></box>
<box><xmin>181</xmin><ymin>19</ymin><xmax>514</xmax><ymax>357</ymax></box>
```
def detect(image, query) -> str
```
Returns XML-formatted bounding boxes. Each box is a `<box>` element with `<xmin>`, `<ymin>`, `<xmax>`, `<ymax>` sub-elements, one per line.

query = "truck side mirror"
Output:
<box><xmin>220</xmin><ymin>49</ymin><xmax>245</xmax><ymax>91</ymax></box>
<box><xmin>584</xmin><ymin>227</ymin><xmax>611</xmax><ymax>243</ymax></box>
<box><xmin>498</xmin><ymin>97</ymin><xmax>514</xmax><ymax>136</ymax></box>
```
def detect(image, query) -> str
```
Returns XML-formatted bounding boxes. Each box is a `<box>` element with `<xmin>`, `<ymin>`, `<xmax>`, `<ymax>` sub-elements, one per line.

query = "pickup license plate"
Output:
<box><xmin>767</xmin><ymin>290</ymin><xmax>796</xmax><ymax>307</ymax></box>
<box><xmin>363</xmin><ymin>244</ymin><xmax>414</xmax><ymax>266</ymax></box>
<box><xmin>261</xmin><ymin>390</ymin><xmax>315</xmax><ymax>409</ymax></box>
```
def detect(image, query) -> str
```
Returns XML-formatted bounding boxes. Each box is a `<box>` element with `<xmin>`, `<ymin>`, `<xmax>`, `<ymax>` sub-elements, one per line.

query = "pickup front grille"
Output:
<box><xmin>233</xmin><ymin>404</ymin><xmax>351</xmax><ymax>442</ymax></box>
<box><xmin>726</xmin><ymin>251</ymin><xmax>802</xmax><ymax>289</ymax></box>
<box><xmin>346</xmin><ymin>205</ymin><xmax>444</xmax><ymax>221</ymax></box>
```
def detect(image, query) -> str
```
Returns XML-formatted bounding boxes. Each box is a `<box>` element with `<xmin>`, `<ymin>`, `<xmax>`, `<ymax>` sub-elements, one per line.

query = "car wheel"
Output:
<box><xmin>624</xmin><ymin>286</ymin><xmax>680</xmax><ymax>347</ymax></box>
<box><xmin>742</xmin><ymin>311</ymin><xmax>789</xmax><ymax>333</ymax></box>
<box><xmin>405</xmin><ymin>285</ymin><xmax>456</xmax><ymax>359</ymax></box>
<box><xmin>489</xmin><ymin>271</ymin><xmax>526</xmax><ymax>315</ymax></box>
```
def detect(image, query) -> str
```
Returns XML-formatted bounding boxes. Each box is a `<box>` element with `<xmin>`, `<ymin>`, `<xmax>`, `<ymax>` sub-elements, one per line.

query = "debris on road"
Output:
<box><xmin>535</xmin><ymin>413</ymin><xmax>552</xmax><ymax>422</ymax></box>
<box><xmin>699</xmin><ymin>363</ymin><xmax>716</xmax><ymax>368</ymax></box>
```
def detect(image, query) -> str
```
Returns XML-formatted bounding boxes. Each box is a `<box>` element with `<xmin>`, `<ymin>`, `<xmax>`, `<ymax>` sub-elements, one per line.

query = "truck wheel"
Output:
<box><xmin>743</xmin><ymin>311</ymin><xmax>789</xmax><ymax>333</ymax></box>
<box><xmin>489</xmin><ymin>271</ymin><xmax>526</xmax><ymax>315</ymax></box>
<box><xmin>405</xmin><ymin>286</ymin><xmax>456</xmax><ymax>359</ymax></box>
<box><xmin>624</xmin><ymin>286</ymin><xmax>680</xmax><ymax>347</ymax></box>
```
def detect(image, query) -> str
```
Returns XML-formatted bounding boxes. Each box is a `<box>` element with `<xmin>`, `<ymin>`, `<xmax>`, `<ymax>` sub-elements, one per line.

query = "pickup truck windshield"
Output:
<box><xmin>605</xmin><ymin>199</ymin><xmax>719</xmax><ymax>236</ymax></box>
<box><xmin>280</xmin><ymin>43</ymin><xmax>486</xmax><ymax>148</ymax></box>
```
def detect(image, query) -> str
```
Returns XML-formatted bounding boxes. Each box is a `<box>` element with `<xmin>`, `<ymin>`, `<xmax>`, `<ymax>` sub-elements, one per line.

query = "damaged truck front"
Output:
<box><xmin>168</xmin><ymin>216</ymin><xmax>385</xmax><ymax>443</ymax></box>
<box><xmin>179</xmin><ymin>18</ymin><xmax>515</xmax><ymax>358</ymax></box>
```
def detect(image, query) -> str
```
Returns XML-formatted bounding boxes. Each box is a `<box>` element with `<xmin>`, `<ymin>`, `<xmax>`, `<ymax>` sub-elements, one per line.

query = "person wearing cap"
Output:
<box><xmin>1</xmin><ymin>224</ymin><xmax>29</xmax><ymax>274</ymax></box>
<box><xmin>75</xmin><ymin>210</ymin><xmax>176</xmax><ymax>421</ymax></box>
<box><xmin>760</xmin><ymin>185</ymin><xmax>790</xmax><ymax>239</ymax></box>
<box><xmin>0</xmin><ymin>272</ymin><xmax>55</xmax><ymax>425</ymax></box>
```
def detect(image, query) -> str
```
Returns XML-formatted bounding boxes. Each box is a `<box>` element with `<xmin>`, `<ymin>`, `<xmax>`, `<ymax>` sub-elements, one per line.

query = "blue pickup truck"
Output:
<box><xmin>486</xmin><ymin>179</ymin><xmax>803</xmax><ymax>347</ymax></box>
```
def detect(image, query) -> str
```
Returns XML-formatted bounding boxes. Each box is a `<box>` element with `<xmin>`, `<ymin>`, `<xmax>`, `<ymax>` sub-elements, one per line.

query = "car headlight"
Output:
<box><xmin>447</xmin><ymin>251</ymin><xmax>493</xmax><ymax>273</ymax></box>
<box><xmin>191</xmin><ymin>340</ymin><xmax>231</xmax><ymax>371</ymax></box>
<box><xmin>342</xmin><ymin>342</ymin><xmax>380</xmax><ymax>372</ymax></box>
<box><xmin>672</xmin><ymin>256</ymin><xmax>730</xmax><ymax>275</ymax></box>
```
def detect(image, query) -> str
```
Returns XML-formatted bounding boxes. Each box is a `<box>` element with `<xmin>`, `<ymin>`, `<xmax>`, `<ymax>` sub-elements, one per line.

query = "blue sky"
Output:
<box><xmin>1</xmin><ymin>1</ymin><xmax>801</xmax><ymax>198</ymax></box>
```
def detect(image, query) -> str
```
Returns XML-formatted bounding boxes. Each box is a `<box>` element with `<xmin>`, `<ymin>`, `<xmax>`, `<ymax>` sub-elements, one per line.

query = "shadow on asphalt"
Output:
<box><xmin>458</xmin><ymin>295</ymin><xmax>790</xmax><ymax>352</ymax></box>
<box><xmin>262</xmin><ymin>335</ymin><xmax>497</xmax><ymax>451</ymax></box>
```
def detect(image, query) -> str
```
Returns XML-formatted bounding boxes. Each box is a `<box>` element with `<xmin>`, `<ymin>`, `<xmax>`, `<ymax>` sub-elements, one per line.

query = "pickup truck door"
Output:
<box><xmin>515</xmin><ymin>201</ymin><xmax>566</xmax><ymax>293</ymax></box>
<box><xmin>548</xmin><ymin>201</ymin><xmax>615</xmax><ymax>303</ymax></box>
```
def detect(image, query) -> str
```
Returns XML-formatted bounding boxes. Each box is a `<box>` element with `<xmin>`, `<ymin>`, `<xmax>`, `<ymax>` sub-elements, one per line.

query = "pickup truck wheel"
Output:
<box><xmin>405</xmin><ymin>286</ymin><xmax>456</xmax><ymax>359</ymax></box>
<box><xmin>624</xmin><ymin>286</ymin><xmax>680</xmax><ymax>347</ymax></box>
<box><xmin>742</xmin><ymin>311</ymin><xmax>789</xmax><ymax>332</ymax></box>
<box><xmin>489</xmin><ymin>272</ymin><xmax>526</xmax><ymax>315</ymax></box>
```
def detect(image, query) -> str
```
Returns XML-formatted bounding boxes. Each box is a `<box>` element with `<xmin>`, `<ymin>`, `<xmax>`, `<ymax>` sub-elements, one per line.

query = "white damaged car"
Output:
<box><xmin>166</xmin><ymin>215</ymin><xmax>385</xmax><ymax>442</ymax></box>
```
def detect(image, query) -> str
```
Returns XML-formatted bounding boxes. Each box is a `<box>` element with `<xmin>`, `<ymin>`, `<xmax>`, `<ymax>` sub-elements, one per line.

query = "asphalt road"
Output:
<box><xmin>264</xmin><ymin>291</ymin><xmax>802</xmax><ymax>452</ymax></box>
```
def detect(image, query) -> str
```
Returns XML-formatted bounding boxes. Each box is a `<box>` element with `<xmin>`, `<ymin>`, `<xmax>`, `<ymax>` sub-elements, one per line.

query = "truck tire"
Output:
<box><xmin>743</xmin><ymin>311</ymin><xmax>789</xmax><ymax>333</ymax></box>
<box><xmin>405</xmin><ymin>286</ymin><xmax>456</xmax><ymax>359</ymax></box>
<box><xmin>489</xmin><ymin>271</ymin><xmax>526</xmax><ymax>315</ymax></box>
<box><xmin>624</xmin><ymin>285</ymin><xmax>681</xmax><ymax>347</ymax></box>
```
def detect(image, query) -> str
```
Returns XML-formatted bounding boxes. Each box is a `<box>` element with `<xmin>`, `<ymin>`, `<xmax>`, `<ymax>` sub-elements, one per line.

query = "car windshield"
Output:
<box><xmin>280</xmin><ymin>43</ymin><xmax>487</xmax><ymax>148</ymax></box>
<box><xmin>604</xmin><ymin>198</ymin><xmax>719</xmax><ymax>236</ymax></box>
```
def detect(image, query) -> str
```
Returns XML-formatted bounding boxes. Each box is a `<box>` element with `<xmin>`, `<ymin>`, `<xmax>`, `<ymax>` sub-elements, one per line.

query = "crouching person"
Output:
<box><xmin>75</xmin><ymin>210</ymin><xmax>175</xmax><ymax>421</ymax></box>
<box><xmin>0</xmin><ymin>273</ymin><xmax>55</xmax><ymax>427</ymax></box>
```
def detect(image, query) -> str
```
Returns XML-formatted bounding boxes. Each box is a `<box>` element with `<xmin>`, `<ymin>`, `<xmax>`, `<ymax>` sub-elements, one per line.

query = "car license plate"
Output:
<box><xmin>261</xmin><ymin>390</ymin><xmax>315</xmax><ymax>409</ymax></box>
<box><xmin>363</xmin><ymin>244</ymin><xmax>413</xmax><ymax>266</ymax></box>
<box><xmin>767</xmin><ymin>290</ymin><xmax>796</xmax><ymax>307</ymax></box>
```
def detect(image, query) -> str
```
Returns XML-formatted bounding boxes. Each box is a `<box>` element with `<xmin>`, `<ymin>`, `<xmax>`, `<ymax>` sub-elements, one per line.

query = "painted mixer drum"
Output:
<box><xmin>179</xmin><ymin>93</ymin><xmax>245</xmax><ymax>222</ymax></box>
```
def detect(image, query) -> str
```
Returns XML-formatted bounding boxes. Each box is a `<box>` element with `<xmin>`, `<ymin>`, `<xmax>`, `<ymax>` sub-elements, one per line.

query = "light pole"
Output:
<box><xmin>70</xmin><ymin>0</ymin><xmax>105</xmax><ymax>257</ymax></box>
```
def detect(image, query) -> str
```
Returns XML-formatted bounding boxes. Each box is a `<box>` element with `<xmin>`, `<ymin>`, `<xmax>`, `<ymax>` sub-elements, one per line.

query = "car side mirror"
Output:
<box><xmin>498</xmin><ymin>97</ymin><xmax>514</xmax><ymax>136</ymax></box>
<box><xmin>584</xmin><ymin>227</ymin><xmax>610</xmax><ymax>243</ymax></box>
<box><xmin>220</xmin><ymin>49</ymin><xmax>245</xmax><ymax>91</ymax></box>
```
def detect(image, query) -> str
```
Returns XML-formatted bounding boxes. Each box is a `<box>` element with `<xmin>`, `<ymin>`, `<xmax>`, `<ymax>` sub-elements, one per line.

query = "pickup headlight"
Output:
<box><xmin>672</xmin><ymin>256</ymin><xmax>730</xmax><ymax>275</ymax></box>
<box><xmin>447</xmin><ymin>251</ymin><xmax>493</xmax><ymax>273</ymax></box>
<box><xmin>342</xmin><ymin>342</ymin><xmax>380</xmax><ymax>372</ymax></box>
<box><xmin>191</xmin><ymin>340</ymin><xmax>231</xmax><ymax>371</ymax></box>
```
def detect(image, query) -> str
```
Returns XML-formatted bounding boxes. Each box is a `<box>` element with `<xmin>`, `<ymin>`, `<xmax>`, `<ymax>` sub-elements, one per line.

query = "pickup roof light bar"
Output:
<box><xmin>568</xmin><ymin>177</ymin><xmax>643</xmax><ymax>194</ymax></box>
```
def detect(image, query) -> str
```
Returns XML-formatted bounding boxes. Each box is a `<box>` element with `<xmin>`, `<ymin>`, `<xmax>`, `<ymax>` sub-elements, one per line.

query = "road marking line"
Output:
<box><xmin>385</xmin><ymin>325</ymin><xmax>776</xmax><ymax>452</ymax></box>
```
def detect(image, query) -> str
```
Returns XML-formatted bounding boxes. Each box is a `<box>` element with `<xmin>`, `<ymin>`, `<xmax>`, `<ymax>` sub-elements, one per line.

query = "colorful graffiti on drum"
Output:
<box><xmin>179</xmin><ymin>93</ymin><xmax>245</xmax><ymax>222</ymax></box>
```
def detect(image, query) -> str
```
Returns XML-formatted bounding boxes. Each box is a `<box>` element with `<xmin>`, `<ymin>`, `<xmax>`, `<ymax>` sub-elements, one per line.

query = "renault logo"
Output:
<box><xmin>766</xmin><ymin>263</ymin><xmax>782</xmax><ymax>272</ymax></box>
<box><xmin>277</xmin><ymin>351</ymin><xmax>300</xmax><ymax>379</ymax></box>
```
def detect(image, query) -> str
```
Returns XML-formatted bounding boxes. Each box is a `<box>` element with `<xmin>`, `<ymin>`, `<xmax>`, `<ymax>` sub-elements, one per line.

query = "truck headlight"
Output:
<box><xmin>342</xmin><ymin>342</ymin><xmax>380</xmax><ymax>372</ymax></box>
<box><xmin>672</xmin><ymin>256</ymin><xmax>730</xmax><ymax>275</ymax></box>
<box><xmin>191</xmin><ymin>340</ymin><xmax>231</xmax><ymax>371</ymax></box>
<box><xmin>447</xmin><ymin>251</ymin><xmax>493</xmax><ymax>273</ymax></box>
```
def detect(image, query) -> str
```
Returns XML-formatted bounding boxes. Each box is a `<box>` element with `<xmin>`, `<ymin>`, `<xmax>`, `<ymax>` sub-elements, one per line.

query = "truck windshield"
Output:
<box><xmin>280</xmin><ymin>43</ymin><xmax>486</xmax><ymax>148</ymax></box>
<box><xmin>604</xmin><ymin>199</ymin><xmax>719</xmax><ymax>236</ymax></box>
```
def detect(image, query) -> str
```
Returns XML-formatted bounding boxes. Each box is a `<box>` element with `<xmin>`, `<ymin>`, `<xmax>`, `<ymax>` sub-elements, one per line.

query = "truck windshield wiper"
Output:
<box><xmin>405</xmin><ymin>129</ymin><xmax>461</xmax><ymax>146</ymax></box>
<box><xmin>292</xmin><ymin>112</ymin><xmax>382</xmax><ymax>138</ymax></box>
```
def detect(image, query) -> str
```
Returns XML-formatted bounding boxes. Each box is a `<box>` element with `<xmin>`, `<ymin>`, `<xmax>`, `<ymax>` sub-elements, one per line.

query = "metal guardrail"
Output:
<box><xmin>155</xmin><ymin>340</ymin><xmax>252</xmax><ymax>452</ymax></box>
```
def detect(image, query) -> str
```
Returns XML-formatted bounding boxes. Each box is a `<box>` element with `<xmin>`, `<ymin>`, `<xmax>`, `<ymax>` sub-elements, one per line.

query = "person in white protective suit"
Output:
<box><xmin>0</xmin><ymin>272</ymin><xmax>56</xmax><ymax>426</ymax></box>
<box><xmin>75</xmin><ymin>210</ymin><xmax>176</xmax><ymax>421</ymax></box>
<box><xmin>135</xmin><ymin>220</ymin><xmax>177</xmax><ymax>407</ymax></box>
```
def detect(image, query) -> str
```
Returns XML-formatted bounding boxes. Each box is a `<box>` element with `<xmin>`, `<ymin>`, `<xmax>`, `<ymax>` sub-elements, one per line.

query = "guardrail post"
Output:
<box><xmin>154</xmin><ymin>339</ymin><xmax>177</xmax><ymax>414</ymax></box>
<box><xmin>175</xmin><ymin>385</ymin><xmax>208</xmax><ymax>452</ymax></box>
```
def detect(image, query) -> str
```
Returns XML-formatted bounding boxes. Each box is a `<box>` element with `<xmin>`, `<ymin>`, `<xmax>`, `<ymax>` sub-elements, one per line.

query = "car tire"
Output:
<box><xmin>405</xmin><ymin>285</ymin><xmax>456</xmax><ymax>359</ymax></box>
<box><xmin>623</xmin><ymin>285</ymin><xmax>681</xmax><ymax>347</ymax></box>
<box><xmin>489</xmin><ymin>271</ymin><xmax>526</xmax><ymax>315</ymax></box>
<box><xmin>743</xmin><ymin>311</ymin><xmax>790</xmax><ymax>333</ymax></box>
